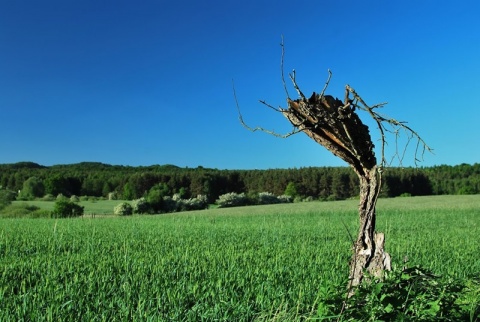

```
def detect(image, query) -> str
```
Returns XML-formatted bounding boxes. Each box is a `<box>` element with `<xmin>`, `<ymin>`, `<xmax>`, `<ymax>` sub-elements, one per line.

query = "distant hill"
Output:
<box><xmin>1</xmin><ymin>162</ymin><xmax>46</xmax><ymax>169</ymax></box>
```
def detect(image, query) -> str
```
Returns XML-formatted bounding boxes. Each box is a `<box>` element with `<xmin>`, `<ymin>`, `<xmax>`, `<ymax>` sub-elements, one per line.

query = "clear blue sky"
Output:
<box><xmin>1</xmin><ymin>1</ymin><xmax>479</xmax><ymax>169</ymax></box>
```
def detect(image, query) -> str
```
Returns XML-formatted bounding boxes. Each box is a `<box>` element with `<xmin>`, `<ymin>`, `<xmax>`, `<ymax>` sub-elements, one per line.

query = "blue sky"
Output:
<box><xmin>1</xmin><ymin>1</ymin><xmax>479</xmax><ymax>169</ymax></box>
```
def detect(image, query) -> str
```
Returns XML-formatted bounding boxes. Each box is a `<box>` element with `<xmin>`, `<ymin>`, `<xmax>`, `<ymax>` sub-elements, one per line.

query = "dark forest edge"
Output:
<box><xmin>1</xmin><ymin>162</ymin><xmax>479</xmax><ymax>205</ymax></box>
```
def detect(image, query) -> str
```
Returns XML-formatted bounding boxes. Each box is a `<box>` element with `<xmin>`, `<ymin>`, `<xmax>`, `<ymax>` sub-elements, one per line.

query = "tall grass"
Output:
<box><xmin>0</xmin><ymin>195</ymin><xmax>478</xmax><ymax>320</ymax></box>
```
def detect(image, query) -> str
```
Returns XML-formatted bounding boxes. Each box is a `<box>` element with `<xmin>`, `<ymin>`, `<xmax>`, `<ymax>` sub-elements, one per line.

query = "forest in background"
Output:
<box><xmin>0</xmin><ymin>162</ymin><xmax>479</xmax><ymax>203</ymax></box>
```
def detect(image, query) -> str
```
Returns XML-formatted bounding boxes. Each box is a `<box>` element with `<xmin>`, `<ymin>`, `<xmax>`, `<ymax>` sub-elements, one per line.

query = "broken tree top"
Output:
<box><xmin>284</xmin><ymin>89</ymin><xmax>377</xmax><ymax>174</ymax></box>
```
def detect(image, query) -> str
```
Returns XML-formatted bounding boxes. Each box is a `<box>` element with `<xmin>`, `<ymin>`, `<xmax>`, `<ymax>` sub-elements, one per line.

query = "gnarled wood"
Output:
<box><xmin>282</xmin><ymin>90</ymin><xmax>391</xmax><ymax>291</ymax></box>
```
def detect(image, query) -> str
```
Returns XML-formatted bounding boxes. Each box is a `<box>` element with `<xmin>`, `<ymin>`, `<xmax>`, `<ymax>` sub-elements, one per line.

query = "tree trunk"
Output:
<box><xmin>349</xmin><ymin>166</ymin><xmax>391</xmax><ymax>291</ymax></box>
<box><xmin>282</xmin><ymin>91</ymin><xmax>391</xmax><ymax>292</ymax></box>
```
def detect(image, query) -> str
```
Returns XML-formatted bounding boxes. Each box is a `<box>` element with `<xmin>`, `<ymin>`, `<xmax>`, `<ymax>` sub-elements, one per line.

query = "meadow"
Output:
<box><xmin>1</xmin><ymin>195</ymin><xmax>479</xmax><ymax>321</ymax></box>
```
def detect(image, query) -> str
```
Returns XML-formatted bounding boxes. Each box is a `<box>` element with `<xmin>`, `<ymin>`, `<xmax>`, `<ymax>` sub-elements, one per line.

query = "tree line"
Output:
<box><xmin>0</xmin><ymin>162</ymin><xmax>479</xmax><ymax>202</ymax></box>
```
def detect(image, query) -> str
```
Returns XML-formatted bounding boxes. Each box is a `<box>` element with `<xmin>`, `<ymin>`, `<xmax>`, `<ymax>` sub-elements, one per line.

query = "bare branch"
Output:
<box><xmin>280</xmin><ymin>35</ymin><xmax>290</xmax><ymax>99</ymax></box>
<box><xmin>258</xmin><ymin>100</ymin><xmax>283</xmax><ymax>112</ymax></box>
<box><xmin>345</xmin><ymin>84</ymin><xmax>433</xmax><ymax>168</ymax></box>
<box><xmin>232</xmin><ymin>80</ymin><xmax>302</xmax><ymax>138</ymax></box>
<box><xmin>320</xmin><ymin>69</ymin><xmax>332</xmax><ymax>99</ymax></box>
<box><xmin>289</xmin><ymin>70</ymin><xmax>306</xmax><ymax>100</ymax></box>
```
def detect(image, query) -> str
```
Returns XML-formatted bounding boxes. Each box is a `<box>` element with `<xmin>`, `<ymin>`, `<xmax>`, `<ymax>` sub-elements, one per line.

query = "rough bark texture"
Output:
<box><xmin>282</xmin><ymin>90</ymin><xmax>391</xmax><ymax>290</ymax></box>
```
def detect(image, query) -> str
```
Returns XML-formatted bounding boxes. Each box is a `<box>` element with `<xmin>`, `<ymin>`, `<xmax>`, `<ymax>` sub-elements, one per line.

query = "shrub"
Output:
<box><xmin>293</xmin><ymin>196</ymin><xmax>304</xmax><ymax>203</ymax></box>
<box><xmin>56</xmin><ymin>193</ymin><xmax>67</xmax><ymax>200</ymax></box>
<box><xmin>216</xmin><ymin>192</ymin><xmax>248</xmax><ymax>208</ymax></box>
<box><xmin>161</xmin><ymin>196</ymin><xmax>178</xmax><ymax>213</ymax></box>
<box><xmin>179</xmin><ymin>195</ymin><xmax>208</xmax><ymax>211</ymax></box>
<box><xmin>303</xmin><ymin>196</ymin><xmax>315</xmax><ymax>202</ymax></box>
<box><xmin>133</xmin><ymin>198</ymin><xmax>151</xmax><ymax>214</ymax></box>
<box><xmin>41</xmin><ymin>194</ymin><xmax>56</xmax><ymax>201</ymax></box>
<box><xmin>277</xmin><ymin>195</ymin><xmax>293</xmax><ymax>203</ymax></box>
<box><xmin>108</xmin><ymin>192</ymin><xmax>118</xmax><ymax>200</ymax></box>
<box><xmin>258</xmin><ymin>192</ymin><xmax>280</xmax><ymax>205</ymax></box>
<box><xmin>29</xmin><ymin>209</ymin><xmax>53</xmax><ymax>218</ymax></box>
<box><xmin>52</xmin><ymin>199</ymin><xmax>84</xmax><ymax>218</ymax></box>
<box><xmin>70</xmin><ymin>195</ymin><xmax>80</xmax><ymax>202</ymax></box>
<box><xmin>114</xmin><ymin>202</ymin><xmax>133</xmax><ymax>216</ymax></box>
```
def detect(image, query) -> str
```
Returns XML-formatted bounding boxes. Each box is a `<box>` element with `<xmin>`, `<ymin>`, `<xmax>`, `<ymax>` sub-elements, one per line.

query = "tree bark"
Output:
<box><xmin>349</xmin><ymin>167</ymin><xmax>391</xmax><ymax>291</ymax></box>
<box><xmin>282</xmin><ymin>90</ymin><xmax>391</xmax><ymax>291</ymax></box>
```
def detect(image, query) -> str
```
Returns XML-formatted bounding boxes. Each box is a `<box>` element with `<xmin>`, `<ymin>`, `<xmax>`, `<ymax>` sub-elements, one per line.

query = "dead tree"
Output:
<box><xmin>234</xmin><ymin>43</ymin><xmax>432</xmax><ymax>293</ymax></box>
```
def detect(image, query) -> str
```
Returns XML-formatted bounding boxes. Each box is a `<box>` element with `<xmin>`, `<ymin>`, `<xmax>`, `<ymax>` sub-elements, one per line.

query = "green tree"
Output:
<box><xmin>122</xmin><ymin>183</ymin><xmax>135</xmax><ymax>200</ymax></box>
<box><xmin>0</xmin><ymin>189</ymin><xmax>16</xmax><ymax>210</ymax></box>
<box><xmin>284</xmin><ymin>182</ymin><xmax>298</xmax><ymax>198</ymax></box>
<box><xmin>147</xmin><ymin>183</ymin><xmax>169</xmax><ymax>212</ymax></box>
<box><xmin>18</xmin><ymin>177</ymin><xmax>45</xmax><ymax>200</ymax></box>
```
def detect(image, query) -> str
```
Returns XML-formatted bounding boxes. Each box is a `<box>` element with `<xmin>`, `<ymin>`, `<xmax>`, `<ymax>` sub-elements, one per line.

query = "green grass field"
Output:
<box><xmin>13</xmin><ymin>199</ymin><xmax>130</xmax><ymax>215</ymax></box>
<box><xmin>1</xmin><ymin>195</ymin><xmax>479</xmax><ymax>320</ymax></box>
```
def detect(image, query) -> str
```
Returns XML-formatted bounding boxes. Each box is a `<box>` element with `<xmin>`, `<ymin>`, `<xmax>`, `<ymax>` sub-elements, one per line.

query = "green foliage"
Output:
<box><xmin>113</xmin><ymin>202</ymin><xmax>133</xmax><ymax>216</ymax></box>
<box><xmin>316</xmin><ymin>266</ymin><xmax>477</xmax><ymax>321</ymax></box>
<box><xmin>147</xmin><ymin>184</ymin><xmax>168</xmax><ymax>212</ymax></box>
<box><xmin>4</xmin><ymin>161</ymin><xmax>478</xmax><ymax>206</ymax></box>
<box><xmin>132</xmin><ymin>197</ymin><xmax>151</xmax><ymax>214</ymax></box>
<box><xmin>52</xmin><ymin>199</ymin><xmax>84</xmax><ymax>218</ymax></box>
<box><xmin>18</xmin><ymin>177</ymin><xmax>45</xmax><ymax>200</ymax></box>
<box><xmin>457</xmin><ymin>185</ymin><xmax>476</xmax><ymax>195</ymax></box>
<box><xmin>122</xmin><ymin>183</ymin><xmax>135</xmax><ymax>200</ymax></box>
<box><xmin>44</xmin><ymin>175</ymin><xmax>81</xmax><ymax>197</ymax></box>
<box><xmin>0</xmin><ymin>189</ymin><xmax>16</xmax><ymax>210</ymax></box>
<box><xmin>284</xmin><ymin>181</ymin><xmax>298</xmax><ymax>198</ymax></box>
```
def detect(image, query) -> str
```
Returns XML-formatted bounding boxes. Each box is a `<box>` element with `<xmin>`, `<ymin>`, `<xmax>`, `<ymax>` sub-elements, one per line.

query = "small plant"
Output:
<box><xmin>316</xmin><ymin>265</ymin><xmax>474</xmax><ymax>321</ymax></box>
<box><xmin>114</xmin><ymin>202</ymin><xmax>133</xmax><ymax>216</ymax></box>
